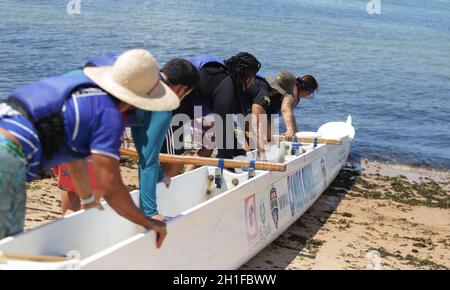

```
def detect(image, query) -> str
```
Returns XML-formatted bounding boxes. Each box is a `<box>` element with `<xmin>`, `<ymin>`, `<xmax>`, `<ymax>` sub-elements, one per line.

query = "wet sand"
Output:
<box><xmin>243</xmin><ymin>160</ymin><xmax>450</xmax><ymax>270</ymax></box>
<box><xmin>24</xmin><ymin>159</ymin><xmax>449</xmax><ymax>270</ymax></box>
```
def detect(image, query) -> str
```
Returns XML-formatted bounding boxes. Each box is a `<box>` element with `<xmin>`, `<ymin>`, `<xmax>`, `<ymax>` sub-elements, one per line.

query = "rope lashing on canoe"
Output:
<box><xmin>291</xmin><ymin>142</ymin><xmax>302</xmax><ymax>155</ymax></box>
<box><xmin>291</xmin><ymin>134</ymin><xmax>302</xmax><ymax>155</ymax></box>
<box><xmin>215</xmin><ymin>158</ymin><xmax>225</xmax><ymax>189</ymax></box>
<box><xmin>248</xmin><ymin>160</ymin><xmax>255</xmax><ymax>179</ymax></box>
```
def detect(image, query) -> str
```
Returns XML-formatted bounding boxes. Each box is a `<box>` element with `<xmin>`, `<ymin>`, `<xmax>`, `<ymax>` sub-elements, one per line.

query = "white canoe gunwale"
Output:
<box><xmin>0</xmin><ymin>117</ymin><xmax>355</xmax><ymax>269</ymax></box>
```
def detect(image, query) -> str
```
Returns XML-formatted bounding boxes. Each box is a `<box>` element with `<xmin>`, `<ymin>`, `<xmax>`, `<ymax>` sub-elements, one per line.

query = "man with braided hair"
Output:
<box><xmin>162</xmin><ymin>52</ymin><xmax>261</xmax><ymax>175</ymax></box>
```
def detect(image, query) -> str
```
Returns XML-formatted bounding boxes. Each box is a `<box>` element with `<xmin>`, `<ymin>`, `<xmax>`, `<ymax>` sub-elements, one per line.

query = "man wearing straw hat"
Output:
<box><xmin>54</xmin><ymin>56</ymin><xmax>200</xmax><ymax>221</ymax></box>
<box><xmin>0</xmin><ymin>49</ymin><xmax>174</xmax><ymax>247</ymax></box>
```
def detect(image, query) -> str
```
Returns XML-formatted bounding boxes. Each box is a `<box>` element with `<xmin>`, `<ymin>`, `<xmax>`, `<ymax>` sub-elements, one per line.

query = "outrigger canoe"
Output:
<box><xmin>0</xmin><ymin>116</ymin><xmax>355</xmax><ymax>269</ymax></box>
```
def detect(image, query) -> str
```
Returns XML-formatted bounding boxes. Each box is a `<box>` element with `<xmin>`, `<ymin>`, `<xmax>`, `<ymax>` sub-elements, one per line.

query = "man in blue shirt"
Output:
<box><xmin>0</xmin><ymin>49</ymin><xmax>176</xmax><ymax>248</ymax></box>
<box><xmin>131</xmin><ymin>58</ymin><xmax>199</xmax><ymax>221</ymax></box>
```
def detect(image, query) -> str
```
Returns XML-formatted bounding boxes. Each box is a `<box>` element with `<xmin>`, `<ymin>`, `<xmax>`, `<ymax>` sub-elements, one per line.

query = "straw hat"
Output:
<box><xmin>84</xmin><ymin>49</ymin><xmax>179</xmax><ymax>111</ymax></box>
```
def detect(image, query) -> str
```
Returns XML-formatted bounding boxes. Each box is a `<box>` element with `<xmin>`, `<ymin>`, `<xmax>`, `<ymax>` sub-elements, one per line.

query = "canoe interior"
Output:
<box><xmin>0</xmin><ymin>119</ymin><xmax>354</xmax><ymax>270</ymax></box>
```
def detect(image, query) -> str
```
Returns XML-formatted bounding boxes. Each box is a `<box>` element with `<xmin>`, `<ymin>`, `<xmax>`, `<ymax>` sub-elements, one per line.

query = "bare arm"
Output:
<box><xmin>82</xmin><ymin>154</ymin><xmax>167</xmax><ymax>248</ymax></box>
<box><xmin>68</xmin><ymin>159</ymin><xmax>92</xmax><ymax>201</ymax></box>
<box><xmin>251</xmin><ymin>104</ymin><xmax>269</xmax><ymax>160</ymax></box>
<box><xmin>280</xmin><ymin>96</ymin><xmax>298</xmax><ymax>140</ymax></box>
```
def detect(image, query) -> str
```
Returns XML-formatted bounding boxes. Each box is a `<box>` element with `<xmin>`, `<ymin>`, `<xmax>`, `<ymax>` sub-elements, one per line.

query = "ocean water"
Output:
<box><xmin>0</xmin><ymin>0</ymin><xmax>449</xmax><ymax>169</ymax></box>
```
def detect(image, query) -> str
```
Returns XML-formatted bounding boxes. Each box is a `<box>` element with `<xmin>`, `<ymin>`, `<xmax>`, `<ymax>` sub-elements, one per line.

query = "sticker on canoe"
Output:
<box><xmin>259</xmin><ymin>198</ymin><xmax>272</xmax><ymax>241</ymax></box>
<box><xmin>259</xmin><ymin>199</ymin><xmax>266</xmax><ymax>224</ymax></box>
<box><xmin>245</xmin><ymin>194</ymin><xmax>259</xmax><ymax>248</ymax></box>
<box><xmin>287</xmin><ymin>164</ymin><xmax>316</xmax><ymax>217</ymax></box>
<box><xmin>321</xmin><ymin>157</ymin><xmax>327</xmax><ymax>188</ymax></box>
<box><xmin>270</xmin><ymin>187</ymin><xmax>279</xmax><ymax>229</ymax></box>
<box><xmin>279</xmin><ymin>193</ymin><xmax>289</xmax><ymax>211</ymax></box>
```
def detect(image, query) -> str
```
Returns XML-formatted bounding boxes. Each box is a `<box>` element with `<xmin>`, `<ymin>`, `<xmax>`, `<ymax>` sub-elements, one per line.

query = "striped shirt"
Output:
<box><xmin>0</xmin><ymin>84</ymin><xmax>124</xmax><ymax>181</ymax></box>
<box><xmin>0</xmin><ymin>103</ymin><xmax>42</xmax><ymax>181</ymax></box>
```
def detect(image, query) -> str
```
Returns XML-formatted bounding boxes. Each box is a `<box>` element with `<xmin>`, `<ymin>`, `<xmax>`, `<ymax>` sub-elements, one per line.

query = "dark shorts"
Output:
<box><xmin>160</xmin><ymin>125</ymin><xmax>185</xmax><ymax>155</ymax></box>
<box><xmin>160</xmin><ymin>116</ymin><xmax>216</xmax><ymax>155</ymax></box>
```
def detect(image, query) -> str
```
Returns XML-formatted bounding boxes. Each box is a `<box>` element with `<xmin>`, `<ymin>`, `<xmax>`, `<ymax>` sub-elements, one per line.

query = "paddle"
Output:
<box><xmin>234</xmin><ymin>129</ymin><xmax>342</xmax><ymax>145</ymax></box>
<box><xmin>120</xmin><ymin>148</ymin><xmax>286</xmax><ymax>171</ymax></box>
<box><xmin>0</xmin><ymin>251</ymin><xmax>69</xmax><ymax>263</ymax></box>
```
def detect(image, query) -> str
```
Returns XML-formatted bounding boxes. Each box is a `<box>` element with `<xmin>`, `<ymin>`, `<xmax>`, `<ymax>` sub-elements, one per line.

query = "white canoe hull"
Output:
<box><xmin>0</xmin><ymin>117</ymin><xmax>355</xmax><ymax>269</ymax></box>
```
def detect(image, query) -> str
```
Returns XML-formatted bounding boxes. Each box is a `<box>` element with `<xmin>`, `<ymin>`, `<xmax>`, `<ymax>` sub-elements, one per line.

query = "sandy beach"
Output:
<box><xmin>24</xmin><ymin>159</ymin><xmax>449</xmax><ymax>270</ymax></box>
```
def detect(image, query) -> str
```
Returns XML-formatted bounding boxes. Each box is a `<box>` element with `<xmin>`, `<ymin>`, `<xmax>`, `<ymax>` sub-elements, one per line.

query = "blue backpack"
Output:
<box><xmin>186</xmin><ymin>55</ymin><xmax>225</xmax><ymax>71</ymax></box>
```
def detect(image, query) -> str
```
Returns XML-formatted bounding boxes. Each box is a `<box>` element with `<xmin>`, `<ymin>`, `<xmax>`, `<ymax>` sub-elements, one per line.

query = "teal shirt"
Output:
<box><xmin>131</xmin><ymin>109</ymin><xmax>171</xmax><ymax>217</ymax></box>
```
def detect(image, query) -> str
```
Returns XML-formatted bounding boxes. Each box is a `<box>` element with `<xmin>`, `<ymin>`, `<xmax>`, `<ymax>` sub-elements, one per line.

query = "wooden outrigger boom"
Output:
<box><xmin>120</xmin><ymin>148</ymin><xmax>286</xmax><ymax>171</ymax></box>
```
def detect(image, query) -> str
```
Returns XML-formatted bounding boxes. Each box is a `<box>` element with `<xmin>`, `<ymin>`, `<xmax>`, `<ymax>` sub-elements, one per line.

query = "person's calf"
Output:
<box><xmin>161</xmin><ymin>163</ymin><xmax>184</xmax><ymax>178</ymax></box>
<box><xmin>61</xmin><ymin>191</ymin><xmax>81</xmax><ymax>216</ymax></box>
